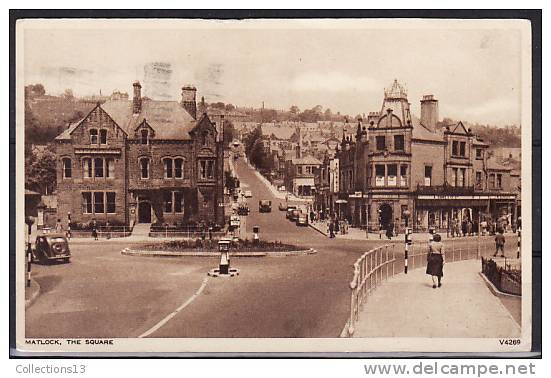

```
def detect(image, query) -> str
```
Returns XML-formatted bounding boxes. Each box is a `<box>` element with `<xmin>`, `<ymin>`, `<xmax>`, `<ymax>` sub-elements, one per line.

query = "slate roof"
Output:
<box><xmin>487</xmin><ymin>157</ymin><xmax>512</xmax><ymax>171</ymax></box>
<box><xmin>261</xmin><ymin>124</ymin><xmax>295</xmax><ymax>140</ymax></box>
<box><xmin>410</xmin><ymin>115</ymin><xmax>444</xmax><ymax>142</ymax></box>
<box><xmin>56</xmin><ymin>99</ymin><xmax>197</xmax><ymax>140</ymax></box>
<box><xmin>291</xmin><ymin>155</ymin><xmax>322</xmax><ymax>165</ymax></box>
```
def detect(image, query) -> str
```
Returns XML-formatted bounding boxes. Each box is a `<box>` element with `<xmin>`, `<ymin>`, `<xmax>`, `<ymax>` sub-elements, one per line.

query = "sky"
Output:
<box><xmin>22</xmin><ymin>20</ymin><xmax>526</xmax><ymax>126</ymax></box>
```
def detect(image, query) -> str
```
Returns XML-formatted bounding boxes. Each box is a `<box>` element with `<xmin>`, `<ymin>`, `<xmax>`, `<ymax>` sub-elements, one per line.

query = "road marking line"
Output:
<box><xmin>138</xmin><ymin>276</ymin><xmax>209</xmax><ymax>338</ymax></box>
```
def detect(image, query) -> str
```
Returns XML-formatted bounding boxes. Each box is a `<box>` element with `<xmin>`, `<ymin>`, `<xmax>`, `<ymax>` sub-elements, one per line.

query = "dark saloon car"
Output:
<box><xmin>33</xmin><ymin>233</ymin><xmax>71</xmax><ymax>263</ymax></box>
<box><xmin>259</xmin><ymin>200</ymin><xmax>272</xmax><ymax>213</ymax></box>
<box><xmin>237</xmin><ymin>204</ymin><xmax>250</xmax><ymax>216</ymax></box>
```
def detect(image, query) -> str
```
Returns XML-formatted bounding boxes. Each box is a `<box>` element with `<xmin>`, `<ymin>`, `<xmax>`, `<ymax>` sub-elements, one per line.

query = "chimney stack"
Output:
<box><xmin>181</xmin><ymin>85</ymin><xmax>197</xmax><ymax>119</ymax></box>
<box><xmin>132</xmin><ymin>81</ymin><xmax>142</xmax><ymax>114</ymax></box>
<box><xmin>420</xmin><ymin>94</ymin><xmax>439</xmax><ymax>132</ymax></box>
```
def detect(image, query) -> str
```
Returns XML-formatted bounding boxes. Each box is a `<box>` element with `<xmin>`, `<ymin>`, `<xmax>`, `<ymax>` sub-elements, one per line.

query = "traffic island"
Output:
<box><xmin>121</xmin><ymin>238</ymin><xmax>317</xmax><ymax>258</ymax></box>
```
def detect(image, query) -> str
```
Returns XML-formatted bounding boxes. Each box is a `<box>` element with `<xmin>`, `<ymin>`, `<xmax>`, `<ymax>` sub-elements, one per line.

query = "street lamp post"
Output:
<box><xmin>25</xmin><ymin>216</ymin><xmax>34</xmax><ymax>288</ymax></box>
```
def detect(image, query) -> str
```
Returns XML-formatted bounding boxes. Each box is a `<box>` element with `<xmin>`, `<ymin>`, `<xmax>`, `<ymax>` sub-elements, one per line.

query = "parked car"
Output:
<box><xmin>33</xmin><ymin>233</ymin><xmax>71</xmax><ymax>263</ymax></box>
<box><xmin>259</xmin><ymin>200</ymin><xmax>272</xmax><ymax>213</ymax></box>
<box><xmin>237</xmin><ymin>204</ymin><xmax>250</xmax><ymax>216</ymax></box>
<box><xmin>278</xmin><ymin>202</ymin><xmax>287</xmax><ymax>211</ymax></box>
<box><xmin>286</xmin><ymin>205</ymin><xmax>297</xmax><ymax>219</ymax></box>
<box><xmin>244</xmin><ymin>190</ymin><xmax>253</xmax><ymax>198</ymax></box>
<box><xmin>290</xmin><ymin>209</ymin><xmax>301</xmax><ymax>222</ymax></box>
<box><xmin>296</xmin><ymin>212</ymin><xmax>309</xmax><ymax>226</ymax></box>
<box><xmin>229</xmin><ymin>215</ymin><xmax>241</xmax><ymax>230</ymax></box>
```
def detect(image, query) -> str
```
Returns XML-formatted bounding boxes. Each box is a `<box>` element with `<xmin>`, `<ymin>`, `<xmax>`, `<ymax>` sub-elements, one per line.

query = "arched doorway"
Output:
<box><xmin>138</xmin><ymin>201</ymin><xmax>152</xmax><ymax>223</ymax></box>
<box><xmin>378</xmin><ymin>203</ymin><xmax>393</xmax><ymax>230</ymax></box>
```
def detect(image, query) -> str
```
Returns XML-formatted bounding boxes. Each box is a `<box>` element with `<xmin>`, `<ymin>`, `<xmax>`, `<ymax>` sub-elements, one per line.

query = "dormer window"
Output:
<box><xmin>100</xmin><ymin>129</ymin><xmax>108</xmax><ymax>145</ymax></box>
<box><xmin>141</xmin><ymin>129</ymin><xmax>149</xmax><ymax>145</ymax></box>
<box><xmin>90</xmin><ymin>129</ymin><xmax>98</xmax><ymax>144</ymax></box>
<box><xmin>202</xmin><ymin>132</ymin><xmax>208</xmax><ymax>146</ymax></box>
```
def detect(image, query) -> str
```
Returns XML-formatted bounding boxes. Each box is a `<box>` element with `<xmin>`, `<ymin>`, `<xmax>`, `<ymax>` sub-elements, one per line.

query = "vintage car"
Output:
<box><xmin>289</xmin><ymin>209</ymin><xmax>301</xmax><ymax>222</ymax></box>
<box><xmin>296</xmin><ymin>212</ymin><xmax>309</xmax><ymax>226</ymax></box>
<box><xmin>285</xmin><ymin>205</ymin><xmax>297</xmax><ymax>219</ymax></box>
<box><xmin>243</xmin><ymin>190</ymin><xmax>253</xmax><ymax>198</ymax></box>
<box><xmin>33</xmin><ymin>233</ymin><xmax>71</xmax><ymax>263</ymax></box>
<box><xmin>259</xmin><ymin>200</ymin><xmax>272</xmax><ymax>213</ymax></box>
<box><xmin>237</xmin><ymin>204</ymin><xmax>250</xmax><ymax>216</ymax></box>
<box><xmin>229</xmin><ymin>215</ymin><xmax>241</xmax><ymax>230</ymax></box>
<box><xmin>278</xmin><ymin>202</ymin><xmax>287</xmax><ymax>211</ymax></box>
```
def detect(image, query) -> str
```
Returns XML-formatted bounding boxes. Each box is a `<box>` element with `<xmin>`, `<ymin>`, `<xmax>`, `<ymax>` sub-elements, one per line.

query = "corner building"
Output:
<box><xmin>54</xmin><ymin>81</ymin><xmax>225</xmax><ymax>227</ymax></box>
<box><xmin>336</xmin><ymin>80</ymin><xmax>517</xmax><ymax>233</ymax></box>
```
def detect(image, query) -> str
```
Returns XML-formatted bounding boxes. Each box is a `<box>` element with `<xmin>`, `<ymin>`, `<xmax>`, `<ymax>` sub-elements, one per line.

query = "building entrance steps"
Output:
<box><xmin>349</xmin><ymin>259</ymin><xmax>521</xmax><ymax>338</ymax></box>
<box><xmin>130</xmin><ymin>223</ymin><xmax>151</xmax><ymax>237</ymax></box>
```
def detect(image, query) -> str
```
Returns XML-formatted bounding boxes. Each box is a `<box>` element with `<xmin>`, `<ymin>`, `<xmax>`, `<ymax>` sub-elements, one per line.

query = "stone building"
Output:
<box><xmin>54</xmin><ymin>81</ymin><xmax>225</xmax><ymax>227</ymax></box>
<box><xmin>328</xmin><ymin>80</ymin><xmax>518</xmax><ymax>232</ymax></box>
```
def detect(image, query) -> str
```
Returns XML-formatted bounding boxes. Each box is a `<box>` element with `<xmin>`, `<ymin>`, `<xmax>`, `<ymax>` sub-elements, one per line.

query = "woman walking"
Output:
<box><xmin>426</xmin><ymin>233</ymin><xmax>445</xmax><ymax>288</ymax></box>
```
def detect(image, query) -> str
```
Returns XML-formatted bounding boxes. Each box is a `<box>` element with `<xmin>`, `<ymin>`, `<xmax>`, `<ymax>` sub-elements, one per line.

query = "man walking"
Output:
<box><xmin>494</xmin><ymin>229</ymin><xmax>506</xmax><ymax>257</ymax></box>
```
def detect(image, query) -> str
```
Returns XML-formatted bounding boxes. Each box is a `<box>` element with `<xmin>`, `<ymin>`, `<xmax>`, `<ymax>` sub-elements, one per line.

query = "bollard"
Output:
<box><xmin>253</xmin><ymin>226</ymin><xmax>260</xmax><ymax>245</ymax></box>
<box><xmin>404</xmin><ymin>227</ymin><xmax>412</xmax><ymax>274</ymax></box>
<box><xmin>517</xmin><ymin>228</ymin><xmax>521</xmax><ymax>259</ymax></box>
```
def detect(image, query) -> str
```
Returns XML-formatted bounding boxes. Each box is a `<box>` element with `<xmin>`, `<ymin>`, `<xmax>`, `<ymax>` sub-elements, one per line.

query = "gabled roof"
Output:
<box><xmin>291</xmin><ymin>155</ymin><xmax>322</xmax><ymax>166</ymax></box>
<box><xmin>261</xmin><ymin>124</ymin><xmax>295</xmax><ymax>140</ymax></box>
<box><xmin>447</xmin><ymin>121</ymin><xmax>469</xmax><ymax>135</ymax></box>
<box><xmin>101</xmin><ymin>99</ymin><xmax>196</xmax><ymax>140</ymax></box>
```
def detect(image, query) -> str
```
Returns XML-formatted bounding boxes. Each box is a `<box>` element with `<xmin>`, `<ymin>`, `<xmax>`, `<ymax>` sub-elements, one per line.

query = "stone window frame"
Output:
<box><xmin>163</xmin><ymin>191</ymin><xmax>185</xmax><ymax>214</ymax></box>
<box><xmin>82</xmin><ymin>156</ymin><xmax>115</xmax><ymax>179</ymax></box>
<box><xmin>161</xmin><ymin>156</ymin><xmax>187</xmax><ymax>180</ymax></box>
<box><xmin>140</xmin><ymin>129</ymin><xmax>149</xmax><ymax>145</ymax></box>
<box><xmin>89</xmin><ymin>129</ymin><xmax>99</xmax><ymax>145</ymax></box>
<box><xmin>198</xmin><ymin>159</ymin><xmax>215</xmax><ymax>180</ymax></box>
<box><xmin>99</xmin><ymin>129</ymin><xmax>108</xmax><ymax>145</ymax></box>
<box><xmin>139</xmin><ymin>157</ymin><xmax>151</xmax><ymax>180</ymax></box>
<box><xmin>61</xmin><ymin>157</ymin><xmax>72</xmax><ymax>179</ymax></box>
<box><xmin>81</xmin><ymin>191</ymin><xmax>117</xmax><ymax>215</ymax></box>
<box><xmin>393</xmin><ymin>134</ymin><xmax>405</xmax><ymax>152</ymax></box>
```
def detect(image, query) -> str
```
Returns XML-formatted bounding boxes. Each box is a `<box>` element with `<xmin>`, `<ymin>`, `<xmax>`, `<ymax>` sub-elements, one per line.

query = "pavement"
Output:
<box><xmin>309</xmin><ymin>219</ymin><xmax>517</xmax><ymax>243</ymax></box>
<box><xmin>351</xmin><ymin>259</ymin><xmax>521</xmax><ymax>338</ymax></box>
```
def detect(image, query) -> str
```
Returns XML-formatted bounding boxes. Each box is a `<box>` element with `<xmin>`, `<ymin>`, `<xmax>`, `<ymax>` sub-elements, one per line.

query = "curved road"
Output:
<box><xmin>26</xmin><ymin>159</ymin><xmax>518</xmax><ymax>339</ymax></box>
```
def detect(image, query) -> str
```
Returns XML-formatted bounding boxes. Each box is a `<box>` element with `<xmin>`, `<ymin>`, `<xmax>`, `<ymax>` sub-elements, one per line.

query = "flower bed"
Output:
<box><xmin>139</xmin><ymin>238</ymin><xmax>300</xmax><ymax>253</ymax></box>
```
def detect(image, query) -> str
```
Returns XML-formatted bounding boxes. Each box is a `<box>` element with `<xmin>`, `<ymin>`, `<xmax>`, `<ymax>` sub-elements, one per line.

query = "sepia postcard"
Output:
<box><xmin>13</xmin><ymin>15</ymin><xmax>537</xmax><ymax>355</ymax></box>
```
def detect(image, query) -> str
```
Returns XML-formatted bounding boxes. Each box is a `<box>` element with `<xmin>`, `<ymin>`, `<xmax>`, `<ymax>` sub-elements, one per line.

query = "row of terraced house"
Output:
<box><xmin>313</xmin><ymin>80</ymin><xmax>520</xmax><ymax>233</ymax></box>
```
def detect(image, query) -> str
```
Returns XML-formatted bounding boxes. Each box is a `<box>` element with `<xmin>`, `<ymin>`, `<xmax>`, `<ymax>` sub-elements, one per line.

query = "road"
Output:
<box><xmin>25</xmin><ymin>158</ymin><xmax>521</xmax><ymax>338</ymax></box>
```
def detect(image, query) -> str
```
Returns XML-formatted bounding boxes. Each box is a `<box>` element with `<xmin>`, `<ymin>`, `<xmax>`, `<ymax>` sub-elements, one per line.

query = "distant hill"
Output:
<box><xmin>25</xmin><ymin>95</ymin><xmax>96</xmax><ymax>145</ymax></box>
<box><xmin>439</xmin><ymin>117</ymin><xmax>521</xmax><ymax>148</ymax></box>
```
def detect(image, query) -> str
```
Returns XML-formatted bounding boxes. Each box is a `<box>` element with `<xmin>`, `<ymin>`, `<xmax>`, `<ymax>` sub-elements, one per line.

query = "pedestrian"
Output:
<box><xmin>328</xmin><ymin>219</ymin><xmax>335</xmax><ymax>238</ymax></box>
<box><xmin>91</xmin><ymin>219</ymin><xmax>98</xmax><ymax>240</ymax></box>
<box><xmin>106</xmin><ymin>220</ymin><xmax>111</xmax><ymax>240</ymax></box>
<box><xmin>426</xmin><ymin>233</ymin><xmax>445</xmax><ymax>288</ymax></box>
<box><xmin>494</xmin><ymin>229</ymin><xmax>506</xmax><ymax>257</ymax></box>
<box><xmin>480</xmin><ymin>219</ymin><xmax>487</xmax><ymax>236</ymax></box>
<box><xmin>334</xmin><ymin>218</ymin><xmax>340</xmax><ymax>233</ymax></box>
<box><xmin>386</xmin><ymin>222</ymin><xmax>393</xmax><ymax>240</ymax></box>
<box><xmin>461</xmin><ymin>219</ymin><xmax>467</xmax><ymax>237</ymax></box>
<box><xmin>466</xmin><ymin>219</ymin><xmax>473</xmax><ymax>236</ymax></box>
<box><xmin>55</xmin><ymin>218</ymin><xmax>63</xmax><ymax>233</ymax></box>
<box><xmin>310</xmin><ymin>210</ymin><xmax>315</xmax><ymax>224</ymax></box>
